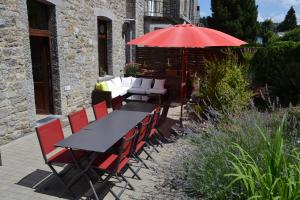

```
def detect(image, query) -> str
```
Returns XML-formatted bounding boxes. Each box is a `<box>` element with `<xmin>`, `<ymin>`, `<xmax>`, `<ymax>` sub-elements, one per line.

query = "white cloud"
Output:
<box><xmin>258</xmin><ymin>13</ymin><xmax>264</xmax><ymax>22</ymax></box>
<box><xmin>280</xmin><ymin>0</ymin><xmax>300</xmax><ymax>7</ymax></box>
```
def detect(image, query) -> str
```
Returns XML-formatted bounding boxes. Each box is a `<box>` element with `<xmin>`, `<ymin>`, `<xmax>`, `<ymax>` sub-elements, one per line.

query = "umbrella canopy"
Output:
<box><xmin>127</xmin><ymin>24</ymin><xmax>247</xmax><ymax>48</ymax></box>
<box><xmin>127</xmin><ymin>24</ymin><xmax>247</xmax><ymax>125</ymax></box>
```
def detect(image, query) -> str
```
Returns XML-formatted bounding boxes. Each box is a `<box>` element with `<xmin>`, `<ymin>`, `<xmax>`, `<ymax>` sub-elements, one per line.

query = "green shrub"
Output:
<box><xmin>288</xmin><ymin>106</ymin><xmax>300</xmax><ymax>123</ymax></box>
<box><xmin>227</xmin><ymin>118</ymin><xmax>300</xmax><ymax>200</ymax></box>
<box><xmin>281</xmin><ymin>28</ymin><xmax>300</xmax><ymax>42</ymax></box>
<box><xmin>195</xmin><ymin>51</ymin><xmax>252</xmax><ymax>113</ymax></box>
<box><xmin>181</xmin><ymin>107</ymin><xmax>300</xmax><ymax>199</ymax></box>
<box><xmin>124</xmin><ymin>63</ymin><xmax>141</xmax><ymax>77</ymax></box>
<box><xmin>251</xmin><ymin>44</ymin><xmax>300</xmax><ymax>106</ymax></box>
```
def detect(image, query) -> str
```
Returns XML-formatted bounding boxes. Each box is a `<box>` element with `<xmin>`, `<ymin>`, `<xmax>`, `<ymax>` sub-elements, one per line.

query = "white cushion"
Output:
<box><xmin>128</xmin><ymin>88</ymin><xmax>147</xmax><ymax>94</ymax></box>
<box><xmin>153</xmin><ymin>79</ymin><xmax>165</xmax><ymax>90</ymax></box>
<box><xmin>121</xmin><ymin>77</ymin><xmax>132</xmax><ymax>87</ymax></box>
<box><xmin>131</xmin><ymin>78</ymin><xmax>142</xmax><ymax>88</ymax></box>
<box><xmin>111</xmin><ymin>87</ymin><xmax>129</xmax><ymax>98</ymax></box>
<box><xmin>146</xmin><ymin>88</ymin><xmax>167</xmax><ymax>95</ymax></box>
<box><xmin>106</xmin><ymin>80</ymin><xmax>115</xmax><ymax>91</ymax></box>
<box><xmin>141</xmin><ymin>78</ymin><xmax>153</xmax><ymax>89</ymax></box>
<box><xmin>111</xmin><ymin>77</ymin><xmax>122</xmax><ymax>89</ymax></box>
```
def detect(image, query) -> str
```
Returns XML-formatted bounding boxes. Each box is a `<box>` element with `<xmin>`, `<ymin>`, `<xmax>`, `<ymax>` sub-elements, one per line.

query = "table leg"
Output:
<box><xmin>60</xmin><ymin>150</ymin><xmax>99</xmax><ymax>200</ymax></box>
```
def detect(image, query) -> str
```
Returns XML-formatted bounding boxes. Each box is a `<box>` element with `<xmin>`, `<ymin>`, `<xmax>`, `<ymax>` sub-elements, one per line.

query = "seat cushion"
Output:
<box><xmin>149</xmin><ymin>128</ymin><xmax>157</xmax><ymax>137</ymax></box>
<box><xmin>95</xmin><ymin>82</ymin><xmax>109</xmax><ymax>91</ymax></box>
<box><xmin>106</xmin><ymin>80</ymin><xmax>115</xmax><ymax>91</ymax></box>
<box><xmin>153</xmin><ymin>79</ymin><xmax>165</xmax><ymax>90</ymax></box>
<box><xmin>121</xmin><ymin>77</ymin><xmax>132</xmax><ymax>87</ymax></box>
<box><xmin>111</xmin><ymin>87</ymin><xmax>129</xmax><ymax>98</ymax></box>
<box><xmin>93</xmin><ymin>153</ymin><xmax>118</xmax><ymax>170</ymax></box>
<box><xmin>141</xmin><ymin>78</ymin><xmax>153</xmax><ymax>90</ymax></box>
<box><xmin>93</xmin><ymin>153</ymin><xmax>129</xmax><ymax>174</ymax></box>
<box><xmin>128</xmin><ymin>88</ymin><xmax>147</xmax><ymax>94</ymax></box>
<box><xmin>135</xmin><ymin>141</ymin><xmax>145</xmax><ymax>152</ymax></box>
<box><xmin>131</xmin><ymin>77</ymin><xmax>142</xmax><ymax>88</ymax></box>
<box><xmin>111</xmin><ymin>77</ymin><xmax>122</xmax><ymax>89</ymax></box>
<box><xmin>146</xmin><ymin>88</ymin><xmax>167</xmax><ymax>95</ymax></box>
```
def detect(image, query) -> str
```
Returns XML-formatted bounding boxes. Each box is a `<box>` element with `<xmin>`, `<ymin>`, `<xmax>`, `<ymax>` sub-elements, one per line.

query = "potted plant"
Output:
<box><xmin>124</xmin><ymin>63</ymin><xmax>141</xmax><ymax>77</ymax></box>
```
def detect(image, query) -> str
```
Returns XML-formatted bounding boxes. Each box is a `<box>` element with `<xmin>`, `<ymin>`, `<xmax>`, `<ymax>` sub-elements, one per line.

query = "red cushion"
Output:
<box><xmin>93</xmin><ymin>154</ymin><xmax>118</xmax><ymax>170</ymax></box>
<box><xmin>135</xmin><ymin>141</ymin><xmax>145</xmax><ymax>152</ymax></box>
<box><xmin>48</xmin><ymin>149</ymin><xmax>84</xmax><ymax>164</ymax></box>
<box><xmin>149</xmin><ymin>128</ymin><xmax>157</xmax><ymax>138</ymax></box>
<box><xmin>115</xmin><ymin>157</ymin><xmax>129</xmax><ymax>173</ymax></box>
<box><xmin>93</xmin><ymin>154</ymin><xmax>130</xmax><ymax>174</ymax></box>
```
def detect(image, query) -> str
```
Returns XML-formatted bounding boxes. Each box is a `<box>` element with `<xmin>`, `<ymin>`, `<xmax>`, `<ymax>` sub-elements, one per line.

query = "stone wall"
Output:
<box><xmin>56</xmin><ymin>0</ymin><xmax>127</xmax><ymax>114</ymax></box>
<box><xmin>0</xmin><ymin>0</ymin><xmax>128</xmax><ymax>144</ymax></box>
<box><xmin>0</xmin><ymin>0</ymin><xmax>36</xmax><ymax>144</ymax></box>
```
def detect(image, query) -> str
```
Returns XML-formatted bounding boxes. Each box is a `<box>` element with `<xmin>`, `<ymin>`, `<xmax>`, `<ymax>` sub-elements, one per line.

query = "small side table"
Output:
<box><xmin>125</xmin><ymin>95</ymin><xmax>150</xmax><ymax>103</ymax></box>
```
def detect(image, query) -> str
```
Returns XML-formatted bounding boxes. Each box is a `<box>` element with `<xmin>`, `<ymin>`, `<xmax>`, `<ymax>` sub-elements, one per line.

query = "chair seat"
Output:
<box><xmin>149</xmin><ymin>128</ymin><xmax>157</xmax><ymax>138</ymax></box>
<box><xmin>135</xmin><ymin>141</ymin><xmax>145</xmax><ymax>152</ymax></box>
<box><xmin>48</xmin><ymin>149</ymin><xmax>84</xmax><ymax>164</ymax></box>
<box><xmin>93</xmin><ymin>153</ymin><xmax>130</xmax><ymax>174</ymax></box>
<box><xmin>128</xmin><ymin>88</ymin><xmax>147</xmax><ymax>94</ymax></box>
<box><xmin>146</xmin><ymin>88</ymin><xmax>167</xmax><ymax>95</ymax></box>
<box><xmin>93</xmin><ymin>154</ymin><xmax>118</xmax><ymax>170</ymax></box>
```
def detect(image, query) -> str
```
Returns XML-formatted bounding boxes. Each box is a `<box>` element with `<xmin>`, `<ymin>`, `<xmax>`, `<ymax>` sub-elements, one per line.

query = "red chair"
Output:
<box><xmin>111</xmin><ymin>96</ymin><xmax>123</xmax><ymax>110</ymax></box>
<box><xmin>92</xmin><ymin>101</ymin><xmax>108</xmax><ymax>120</ymax></box>
<box><xmin>68</xmin><ymin>108</ymin><xmax>89</xmax><ymax>134</ymax></box>
<box><xmin>92</xmin><ymin>127</ymin><xmax>139</xmax><ymax>199</ymax></box>
<box><xmin>130</xmin><ymin>115</ymin><xmax>153</xmax><ymax>171</ymax></box>
<box><xmin>35</xmin><ymin>119</ymin><xmax>84</xmax><ymax>196</ymax></box>
<box><xmin>146</xmin><ymin>106</ymin><xmax>165</xmax><ymax>150</ymax></box>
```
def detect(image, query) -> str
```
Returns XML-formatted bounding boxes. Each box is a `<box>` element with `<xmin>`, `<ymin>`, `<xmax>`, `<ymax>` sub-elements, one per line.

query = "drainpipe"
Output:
<box><xmin>0</xmin><ymin>150</ymin><xmax>2</xmax><ymax>166</ymax></box>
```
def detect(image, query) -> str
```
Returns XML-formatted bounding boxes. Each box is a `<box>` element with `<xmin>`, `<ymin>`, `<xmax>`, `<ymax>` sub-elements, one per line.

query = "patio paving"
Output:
<box><xmin>0</xmin><ymin>104</ymin><xmax>182</xmax><ymax>200</ymax></box>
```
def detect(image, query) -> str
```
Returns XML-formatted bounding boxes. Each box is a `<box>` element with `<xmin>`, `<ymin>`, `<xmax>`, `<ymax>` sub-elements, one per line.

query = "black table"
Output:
<box><xmin>56</xmin><ymin>110</ymin><xmax>148</xmax><ymax>152</ymax></box>
<box><xmin>55</xmin><ymin>110</ymin><xmax>149</xmax><ymax>199</ymax></box>
<box><xmin>120</xmin><ymin>102</ymin><xmax>157</xmax><ymax>113</ymax></box>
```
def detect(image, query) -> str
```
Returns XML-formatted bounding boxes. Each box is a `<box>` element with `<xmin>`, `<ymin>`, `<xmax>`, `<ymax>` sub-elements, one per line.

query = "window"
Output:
<box><xmin>27</xmin><ymin>0</ymin><xmax>50</xmax><ymax>30</ymax></box>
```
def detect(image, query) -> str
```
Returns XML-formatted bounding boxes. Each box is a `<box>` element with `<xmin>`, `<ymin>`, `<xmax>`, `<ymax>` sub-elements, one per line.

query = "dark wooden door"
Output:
<box><xmin>98</xmin><ymin>20</ymin><xmax>108</xmax><ymax>74</ymax></box>
<box><xmin>30</xmin><ymin>36</ymin><xmax>53</xmax><ymax>114</ymax></box>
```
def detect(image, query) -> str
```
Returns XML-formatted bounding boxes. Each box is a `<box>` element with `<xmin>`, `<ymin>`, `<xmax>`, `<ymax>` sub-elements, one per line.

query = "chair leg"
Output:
<box><xmin>143</xmin><ymin>148</ymin><xmax>155</xmax><ymax>161</ymax></box>
<box><xmin>153</xmin><ymin>135</ymin><xmax>164</xmax><ymax>147</ymax></box>
<box><xmin>120</xmin><ymin>174</ymin><xmax>135</xmax><ymax>191</ymax></box>
<box><xmin>146</xmin><ymin>140</ymin><xmax>159</xmax><ymax>153</ymax></box>
<box><xmin>133</xmin><ymin>154</ymin><xmax>149</xmax><ymax>169</ymax></box>
<box><xmin>128</xmin><ymin>165</ymin><xmax>141</xmax><ymax>180</ymax></box>
<box><xmin>48</xmin><ymin>164</ymin><xmax>76</xmax><ymax>198</ymax></box>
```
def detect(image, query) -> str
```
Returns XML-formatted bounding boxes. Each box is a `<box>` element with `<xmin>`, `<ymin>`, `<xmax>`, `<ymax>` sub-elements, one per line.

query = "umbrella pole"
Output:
<box><xmin>180</xmin><ymin>48</ymin><xmax>185</xmax><ymax>127</ymax></box>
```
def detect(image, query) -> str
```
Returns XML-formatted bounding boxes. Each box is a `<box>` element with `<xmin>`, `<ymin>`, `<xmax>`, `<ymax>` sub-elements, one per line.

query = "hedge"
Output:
<box><xmin>251</xmin><ymin>42</ymin><xmax>300</xmax><ymax>106</ymax></box>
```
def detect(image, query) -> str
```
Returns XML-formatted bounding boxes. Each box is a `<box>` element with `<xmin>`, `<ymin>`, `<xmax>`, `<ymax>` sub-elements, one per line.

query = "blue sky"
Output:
<box><xmin>199</xmin><ymin>0</ymin><xmax>300</xmax><ymax>24</ymax></box>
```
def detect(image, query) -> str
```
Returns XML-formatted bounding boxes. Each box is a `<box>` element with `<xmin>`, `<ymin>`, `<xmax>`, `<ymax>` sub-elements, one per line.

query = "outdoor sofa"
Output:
<box><xmin>92</xmin><ymin>76</ymin><xmax>167</xmax><ymax>106</ymax></box>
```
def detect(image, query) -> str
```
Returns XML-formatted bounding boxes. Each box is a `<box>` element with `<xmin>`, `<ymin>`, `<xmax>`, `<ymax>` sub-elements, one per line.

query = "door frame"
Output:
<box><xmin>29</xmin><ymin>28</ymin><xmax>55</xmax><ymax>114</ymax></box>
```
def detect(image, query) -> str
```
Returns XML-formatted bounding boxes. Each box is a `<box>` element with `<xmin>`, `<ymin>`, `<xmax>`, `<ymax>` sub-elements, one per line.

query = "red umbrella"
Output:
<box><xmin>128</xmin><ymin>24</ymin><xmax>247</xmax><ymax>124</ymax></box>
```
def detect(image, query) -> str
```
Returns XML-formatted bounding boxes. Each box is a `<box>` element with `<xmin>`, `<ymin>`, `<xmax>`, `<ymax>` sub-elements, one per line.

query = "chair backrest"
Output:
<box><xmin>68</xmin><ymin>108</ymin><xmax>89</xmax><ymax>134</ymax></box>
<box><xmin>111</xmin><ymin>96</ymin><xmax>123</xmax><ymax>110</ymax></box>
<box><xmin>136</xmin><ymin>115</ymin><xmax>151</xmax><ymax>144</ymax></box>
<box><xmin>151</xmin><ymin>106</ymin><xmax>161</xmax><ymax>130</ymax></box>
<box><xmin>113</xmin><ymin>127</ymin><xmax>138</xmax><ymax>173</ymax></box>
<box><xmin>35</xmin><ymin>119</ymin><xmax>64</xmax><ymax>160</ymax></box>
<box><xmin>93</xmin><ymin>101</ymin><xmax>108</xmax><ymax>120</ymax></box>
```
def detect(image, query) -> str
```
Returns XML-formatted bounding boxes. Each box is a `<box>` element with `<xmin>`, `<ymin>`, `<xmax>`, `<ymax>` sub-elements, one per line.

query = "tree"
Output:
<box><xmin>259</xmin><ymin>19</ymin><xmax>277</xmax><ymax>44</ymax></box>
<box><xmin>208</xmin><ymin>0</ymin><xmax>258</xmax><ymax>42</ymax></box>
<box><xmin>199</xmin><ymin>17</ymin><xmax>208</xmax><ymax>27</ymax></box>
<box><xmin>278</xmin><ymin>6</ymin><xmax>297</xmax><ymax>32</ymax></box>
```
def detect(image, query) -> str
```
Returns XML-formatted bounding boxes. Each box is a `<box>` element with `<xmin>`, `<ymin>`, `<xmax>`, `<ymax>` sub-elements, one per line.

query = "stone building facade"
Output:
<box><xmin>144</xmin><ymin>0</ymin><xmax>200</xmax><ymax>33</ymax></box>
<box><xmin>0</xmin><ymin>0</ymin><xmax>144</xmax><ymax>144</ymax></box>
